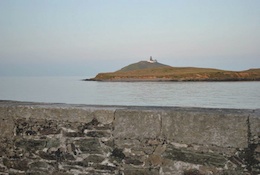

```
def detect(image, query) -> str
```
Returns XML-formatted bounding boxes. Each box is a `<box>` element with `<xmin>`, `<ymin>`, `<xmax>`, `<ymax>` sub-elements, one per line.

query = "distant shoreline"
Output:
<box><xmin>85</xmin><ymin>60</ymin><xmax>260</xmax><ymax>82</ymax></box>
<box><xmin>83</xmin><ymin>77</ymin><xmax>260</xmax><ymax>82</ymax></box>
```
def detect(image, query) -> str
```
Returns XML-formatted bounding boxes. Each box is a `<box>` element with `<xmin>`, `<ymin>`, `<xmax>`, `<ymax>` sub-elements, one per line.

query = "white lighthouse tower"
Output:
<box><xmin>147</xmin><ymin>56</ymin><xmax>157</xmax><ymax>63</ymax></box>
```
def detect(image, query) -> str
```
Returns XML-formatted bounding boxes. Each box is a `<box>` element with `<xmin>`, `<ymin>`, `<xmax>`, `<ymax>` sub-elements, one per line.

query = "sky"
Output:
<box><xmin>0</xmin><ymin>0</ymin><xmax>260</xmax><ymax>76</ymax></box>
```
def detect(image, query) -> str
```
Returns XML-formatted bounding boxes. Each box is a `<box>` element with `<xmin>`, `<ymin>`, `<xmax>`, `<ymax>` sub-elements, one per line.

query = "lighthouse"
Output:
<box><xmin>147</xmin><ymin>56</ymin><xmax>157</xmax><ymax>63</ymax></box>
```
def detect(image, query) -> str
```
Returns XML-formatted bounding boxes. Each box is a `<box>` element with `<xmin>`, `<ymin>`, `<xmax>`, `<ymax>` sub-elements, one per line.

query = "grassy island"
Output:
<box><xmin>87</xmin><ymin>61</ymin><xmax>260</xmax><ymax>82</ymax></box>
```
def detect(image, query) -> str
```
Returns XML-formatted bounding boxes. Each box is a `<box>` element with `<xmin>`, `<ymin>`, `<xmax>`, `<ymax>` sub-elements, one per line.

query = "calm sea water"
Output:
<box><xmin>0</xmin><ymin>76</ymin><xmax>259</xmax><ymax>109</ymax></box>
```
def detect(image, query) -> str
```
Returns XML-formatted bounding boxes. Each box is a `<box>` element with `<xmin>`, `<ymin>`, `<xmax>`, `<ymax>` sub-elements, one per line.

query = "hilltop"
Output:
<box><xmin>117</xmin><ymin>61</ymin><xmax>169</xmax><ymax>72</ymax></box>
<box><xmin>86</xmin><ymin>60</ymin><xmax>260</xmax><ymax>82</ymax></box>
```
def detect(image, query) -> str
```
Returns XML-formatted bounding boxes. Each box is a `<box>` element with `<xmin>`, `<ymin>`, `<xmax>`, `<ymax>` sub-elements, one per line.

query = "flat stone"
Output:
<box><xmin>114</xmin><ymin>109</ymin><xmax>162</xmax><ymax>139</ymax></box>
<box><xmin>64</xmin><ymin>153</ymin><xmax>76</xmax><ymax>160</ymax></box>
<box><xmin>154</xmin><ymin>144</ymin><xmax>166</xmax><ymax>155</ymax></box>
<box><xmin>86</xmin><ymin>131</ymin><xmax>111</xmax><ymax>138</ymax></box>
<box><xmin>66</xmin><ymin>143</ymin><xmax>77</xmax><ymax>155</ymax></box>
<box><xmin>75</xmin><ymin>138</ymin><xmax>102</xmax><ymax>154</ymax></box>
<box><xmin>39</xmin><ymin>151</ymin><xmax>56</xmax><ymax>160</ymax></box>
<box><xmin>9</xmin><ymin>106</ymin><xmax>94</xmax><ymax>123</ymax></box>
<box><xmin>0</xmin><ymin>107</ymin><xmax>14</xmax><ymax>138</ymax></box>
<box><xmin>93</xmin><ymin>164</ymin><xmax>117</xmax><ymax>171</ymax></box>
<box><xmin>160</xmin><ymin>160</ymin><xmax>203</xmax><ymax>175</ymax></box>
<box><xmin>39</xmin><ymin>127</ymin><xmax>60</xmax><ymax>135</ymax></box>
<box><xmin>15</xmin><ymin>139</ymin><xmax>46</xmax><ymax>151</ymax></box>
<box><xmin>163</xmin><ymin>146</ymin><xmax>227</xmax><ymax>167</ymax></box>
<box><xmin>46</xmin><ymin>139</ymin><xmax>60</xmax><ymax>148</ymax></box>
<box><xmin>3</xmin><ymin>158</ymin><xmax>29</xmax><ymax>171</ymax></box>
<box><xmin>162</xmin><ymin>108</ymin><xmax>249</xmax><ymax>148</ymax></box>
<box><xmin>93</xmin><ymin>110</ymin><xmax>115</xmax><ymax>124</ymax></box>
<box><xmin>147</xmin><ymin>154</ymin><xmax>163</xmax><ymax>166</ymax></box>
<box><xmin>101</xmin><ymin>139</ymin><xmax>114</xmax><ymax>148</ymax></box>
<box><xmin>114</xmin><ymin>139</ymin><xmax>141</xmax><ymax>149</ymax></box>
<box><xmin>249</xmin><ymin>109</ymin><xmax>260</xmax><ymax>143</ymax></box>
<box><xmin>84</xmin><ymin>155</ymin><xmax>105</xmax><ymax>163</ymax></box>
<box><xmin>111</xmin><ymin>148</ymin><xmax>126</xmax><ymax>160</ymax></box>
<box><xmin>183</xmin><ymin>169</ymin><xmax>204</xmax><ymax>175</ymax></box>
<box><xmin>66</xmin><ymin>160</ymin><xmax>88</xmax><ymax>167</ymax></box>
<box><xmin>64</xmin><ymin>132</ymin><xmax>85</xmax><ymax>137</ymax></box>
<box><xmin>28</xmin><ymin>161</ymin><xmax>55</xmax><ymax>173</ymax></box>
<box><xmin>125</xmin><ymin>157</ymin><xmax>143</xmax><ymax>166</ymax></box>
<box><xmin>123</xmin><ymin>166</ymin><xmax>159</xmax><ymax>175</ymax></box>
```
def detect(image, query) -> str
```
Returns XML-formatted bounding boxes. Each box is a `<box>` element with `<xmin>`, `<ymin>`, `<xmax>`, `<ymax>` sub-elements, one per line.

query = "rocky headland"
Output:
<box><xmin>86</xmin><ymin>60</ymin><xmax>260</xmax><ymax>82</ymax></box>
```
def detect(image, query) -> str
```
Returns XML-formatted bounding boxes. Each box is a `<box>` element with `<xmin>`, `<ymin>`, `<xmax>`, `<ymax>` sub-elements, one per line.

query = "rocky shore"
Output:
<box><xmin>86</xmin><ymin>68</ymin><xmax>260</xmax><ymax>82</ymax></box>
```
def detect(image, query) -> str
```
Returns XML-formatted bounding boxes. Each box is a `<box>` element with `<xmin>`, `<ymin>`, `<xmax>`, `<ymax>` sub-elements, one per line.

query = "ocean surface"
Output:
<box><xmin>0</xmin><ymin>76</ymin><xmax>260</xmax><ymax>109</ymax></box>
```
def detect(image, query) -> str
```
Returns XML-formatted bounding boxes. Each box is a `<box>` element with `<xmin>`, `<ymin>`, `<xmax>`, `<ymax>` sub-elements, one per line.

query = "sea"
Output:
<box><xmin>0</xmin><ymin>76</ymin><xmax>260</xmax><ymax>109</ymax></box>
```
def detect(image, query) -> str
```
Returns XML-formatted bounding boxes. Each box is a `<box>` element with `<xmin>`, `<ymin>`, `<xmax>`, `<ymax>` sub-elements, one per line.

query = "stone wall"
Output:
<box><xmin>0</xmin><ymin>101</ymin><xmax>259</xmax><ymax>175</ymax></box>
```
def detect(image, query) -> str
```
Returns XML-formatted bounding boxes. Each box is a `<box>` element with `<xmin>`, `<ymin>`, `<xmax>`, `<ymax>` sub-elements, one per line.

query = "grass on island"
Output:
<box><xmin>91</xmin><ymin>61</ymin><xmax>260</xmax><ymax>81</ymax></box>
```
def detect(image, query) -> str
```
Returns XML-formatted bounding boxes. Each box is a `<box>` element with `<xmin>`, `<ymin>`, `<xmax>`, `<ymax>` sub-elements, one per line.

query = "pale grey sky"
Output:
<box><xmin>0</xmin><ymin>0</ymin><xmax>259</xmax><ymax>76</ymax></box>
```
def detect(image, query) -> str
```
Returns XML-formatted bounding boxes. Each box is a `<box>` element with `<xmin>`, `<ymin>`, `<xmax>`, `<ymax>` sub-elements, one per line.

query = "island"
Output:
<box><xmin>85</xmin><ymin>57</ymin><xmax>260</xmax><ymax>82</ymax></box>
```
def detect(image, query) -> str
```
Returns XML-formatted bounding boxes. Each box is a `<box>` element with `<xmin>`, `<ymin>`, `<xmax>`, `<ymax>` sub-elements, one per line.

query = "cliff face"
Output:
<box><xmin>89</xmin><ymin>61</ymin><xmax>260</xmax><ymax>81</ymax></box>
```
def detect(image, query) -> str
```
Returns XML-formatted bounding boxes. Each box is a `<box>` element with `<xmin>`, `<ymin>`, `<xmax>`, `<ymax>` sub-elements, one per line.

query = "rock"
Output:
<box><xmin>93</xmin><ymin>164</ymin><xmax>117</xmax><ymax>171</ymax></box>
<box><xmin>123</xmin><ymin>166</ymin><xmax>159</xmax><ymax>175</ymax></box>
<box><xmin>183</xmin><ymin>169</ymin><xmax>204</xmax><ymax>175</ymax></box>
<box><xmin>163</xmin><ymin>146</ymin><xmax>227</xmax><ymax>168</ymax></box>
<box><xmin>46</xmin><ymin>139</ymin><xmax>60</xmax><ymax>148</ymax></box>
<box><xmin>15</xmin><ymin>139</ymin><xmax>46</xmax><ymax>152</ymax></box>
<box><xmin>86</xmin><ymin>131</ymin><xmax>111</xmax><ymax>138</ymax></box>
<box><xmin>75</xmin><ymin>138</ymin><xmax>102</xmax><ymax>154</ymax></box>
<box><xmin>154</xmin><ymin>144</ymin><xmax>166</xmax><ymax>155</ymax></box>
<box><xmin>39</xmin><ymin>151</ymin><xmax>56</xmax><ymax>160</ymax></box>
<box><xmin>162</xmin><ymin>109</ymin><xmax>249</xmax><ymax>148</ymax></box>
<box><xmin>112</xmin><ymin>148</ymin><xmax>126</xmax><ymax>161</ymax></box>
<box><xmin>147</xmin><ymin>154</ymin><xmax>163</xmax><ymax>166</ymax></box>
<box><xmin>84</xmin><ymin>155</ymin><xmax>105</xmax><ymax>163</ymax></box>
<box><xmin>0</xmin><ymin>107</ymin><xmax>15</xmax><ymax>138</ymax></box>
<box><xmin>66</xmin><ymin>143</ymin><xmax>77</xmax><ymax>155</ymax></box>
<box><xmin>3</xmin><ymin>158</ymin><xmax>29</xmax><ymax>171</ymax></box>
<box><xmin>125</xmin><ymin>157</ymin><xmax>143</xmax><ymax>166</ymax></box>
<box><xmin>64</xmin><ymin>132</ymin><xmax>84</xmax><ymax>137</ymax></box>
<box><xmin>114</xmin><ymin>109</ymin><xmax>161</xmax><ymax>139</ymax></box>
<box><xmin>28</xmin><ymin>161</ymin><xmax>55</xmax><ymax>173</ymax></box>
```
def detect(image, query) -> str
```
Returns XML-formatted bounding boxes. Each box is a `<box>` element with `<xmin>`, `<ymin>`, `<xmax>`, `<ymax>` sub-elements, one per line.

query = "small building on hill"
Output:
<box><xmin>147</xmin><ymin>56</ymin><xmax>157</xmax><ymax>63</ymax></box>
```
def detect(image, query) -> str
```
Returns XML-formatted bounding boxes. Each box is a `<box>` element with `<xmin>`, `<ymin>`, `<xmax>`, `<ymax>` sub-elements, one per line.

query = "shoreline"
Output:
<box><xmin>85</xmin><ymin>63</ymin><xmax>260</xmax><ymax>82</ymax></box>
<box><xmin>83</xmin><ymin>78</ymin><xmax>260</xmax><ymax>82</ymax></box>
